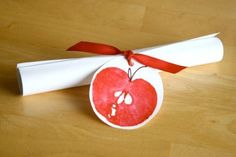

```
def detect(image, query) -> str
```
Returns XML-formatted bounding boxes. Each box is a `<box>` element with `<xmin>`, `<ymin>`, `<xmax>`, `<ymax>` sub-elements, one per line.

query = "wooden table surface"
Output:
<box><xmin>0</xmin><ymin>0</ymin><xmax>236</xmax><ymax>157</ymax></box>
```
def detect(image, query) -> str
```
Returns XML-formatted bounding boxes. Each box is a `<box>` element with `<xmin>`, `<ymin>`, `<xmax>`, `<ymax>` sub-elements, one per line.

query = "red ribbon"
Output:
<box><xmin>67</xmin><ymin>41</ymin><xmax>186</xmax><ymax>74</ymax></box>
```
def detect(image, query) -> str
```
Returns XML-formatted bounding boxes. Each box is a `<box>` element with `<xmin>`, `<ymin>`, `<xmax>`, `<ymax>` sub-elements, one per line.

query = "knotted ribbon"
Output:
<box><xmin>67</xmin><ymin>41</ymin><xmax>186</xmax><ymax>73</ymax></box>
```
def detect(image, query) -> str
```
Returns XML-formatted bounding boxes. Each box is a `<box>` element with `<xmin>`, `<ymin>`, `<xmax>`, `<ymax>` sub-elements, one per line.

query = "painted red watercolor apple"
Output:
<box><xmin>90</xmin><ymin>65</ymin><xmax>159</xmax><ymax>128</ymax></box>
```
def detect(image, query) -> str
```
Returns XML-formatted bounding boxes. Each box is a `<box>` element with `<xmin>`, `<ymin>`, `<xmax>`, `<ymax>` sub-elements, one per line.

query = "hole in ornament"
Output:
<box><xmin>114</xmin><ymin>91</ymin><xmax>122</xmax><ymax>97</ymax></box>
<box><xmin>111</xmin><ymin>107</ymin><xmax>116</xmax><ymax>116</ymax></box>
<box><xmin>117</xmin><ymin>92</ymin><xmax>125</xmax><ymax>104</ymax></box>
<box><xmin>124</xmin><ymin>93</ymin><xmax>132</xmax><ymax>105</ymax></box>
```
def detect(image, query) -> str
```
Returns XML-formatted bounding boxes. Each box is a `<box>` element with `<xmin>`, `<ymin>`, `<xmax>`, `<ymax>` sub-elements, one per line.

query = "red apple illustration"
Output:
<box><xmin>90</xmin><ymin>64</ymin><xmax>160</xmax><ymax>129</ymax></box>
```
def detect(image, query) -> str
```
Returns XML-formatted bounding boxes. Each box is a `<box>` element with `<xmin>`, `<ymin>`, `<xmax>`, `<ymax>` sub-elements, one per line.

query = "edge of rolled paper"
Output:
<box><xmin>16</xmin><ymin>68</ymin><xmax>23</xmax><ymax>95</ymax></box>
<box><xmin>17</xmin><ymin>59</ymin><xmax>73</xmax><ymax>68</ymax></box>
<box><xmin>16</xmin><ymin>60</ymin><xmax>73</xmax><ymax>96</ymax></box>
<box><xmin>214</xmin><ymin>35</ymin><xmax>224</xmax><ymax>63</ymax></box>
<box><xmin>180</xmin><ymin>33</ymin><xmax>224</xmax><ymax>65</ymax></box>
<box><xmin>187</xmin><ymin>32</ymin><xmax>220</xmax><ymax>41</ymax></box>
<box><xmin>188</xmin><ymin>32</ymin><xmax>224</xmax><ymax>62</ymax></box>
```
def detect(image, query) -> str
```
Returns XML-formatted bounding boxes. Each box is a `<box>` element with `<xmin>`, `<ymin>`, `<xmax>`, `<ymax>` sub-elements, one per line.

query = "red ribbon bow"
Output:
<box><xmin>67</xmin><ymin>41</ymin><xmax>186</xmax><ymax>73</ymax></box>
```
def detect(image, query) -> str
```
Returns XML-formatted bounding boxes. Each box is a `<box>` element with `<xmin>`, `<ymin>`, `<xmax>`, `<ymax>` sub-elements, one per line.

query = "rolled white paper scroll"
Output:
<box><xmin>17</xmin><ymin>33</ymin><xmax>223</xmax><ymax>96</ymax></box>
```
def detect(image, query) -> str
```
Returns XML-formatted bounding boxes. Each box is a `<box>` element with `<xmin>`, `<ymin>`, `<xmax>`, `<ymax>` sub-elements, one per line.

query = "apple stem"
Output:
<box><xmin>128</xmin><ymin>66</ymin><xmax>147</xmax><ymax>81</ymax></box>
<box><xmin>128</xmin><ymin>68</ymin><xmax>132</xmax><ymax>80</ymax></box>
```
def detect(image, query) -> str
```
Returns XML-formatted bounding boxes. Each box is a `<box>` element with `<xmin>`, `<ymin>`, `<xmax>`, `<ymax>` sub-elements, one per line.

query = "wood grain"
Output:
<box><xmin>0</xmin><ymin>0</ymin><xmax>236</xmax><ymax>156</ymax></box>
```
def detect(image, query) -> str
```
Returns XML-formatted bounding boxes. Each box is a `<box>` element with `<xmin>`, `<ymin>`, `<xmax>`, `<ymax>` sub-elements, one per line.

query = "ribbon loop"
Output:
<box><xmin>122</xmin><ymin>50</ymin><xmax>134</xmax><ymax>66</ymax></box>
<box><xmin>67</xmin><ymin>41</ymin><xmax>186</xmax><ymax>74</ymax></box>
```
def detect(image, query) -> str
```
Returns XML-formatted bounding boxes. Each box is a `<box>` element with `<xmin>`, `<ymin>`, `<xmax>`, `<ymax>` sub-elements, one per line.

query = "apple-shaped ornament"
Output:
<box><xmin>90</xmin><ymin>56</ymin><xmax>164</xmax><ymax>129</ymax></box>
<box><xmin>66</xmin><ymin>41</ymin><xmax>185</xmax><ymax>129</ymax></box>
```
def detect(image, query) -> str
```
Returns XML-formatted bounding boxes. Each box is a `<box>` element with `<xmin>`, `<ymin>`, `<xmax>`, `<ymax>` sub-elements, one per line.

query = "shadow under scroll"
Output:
<box><xmin>0</xmin><ymin>68</ymin><xmax>20</xmax><ymax>96</ymax></box>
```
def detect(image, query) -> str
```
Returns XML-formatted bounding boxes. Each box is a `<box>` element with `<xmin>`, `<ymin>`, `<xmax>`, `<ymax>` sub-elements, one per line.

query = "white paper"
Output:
<box><xmin>17</xmin><ymin>56</ymin><xmax>114</xmax><ymax>96</ymax></box>
<box><xmin>17</xmin><ymin>33</ymin><xmax>223</xmax><ymax>96</ymax></box>
<box><xmin>136</xmin><ymin>33</ymin><xmax>223</xmax><ymax>67</ymax></box>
